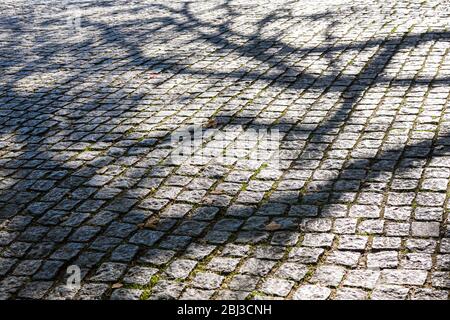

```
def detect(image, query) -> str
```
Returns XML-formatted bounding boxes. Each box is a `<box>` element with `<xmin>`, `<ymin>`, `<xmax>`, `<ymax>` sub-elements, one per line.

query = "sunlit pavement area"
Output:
<box><xmin>0</xmin><ymin>0</ymin><xmax>449</xmax><ymax>300</ymax></box>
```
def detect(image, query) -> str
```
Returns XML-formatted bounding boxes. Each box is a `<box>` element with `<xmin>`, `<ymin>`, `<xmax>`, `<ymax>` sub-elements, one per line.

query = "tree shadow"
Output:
<box><xmin>0</xmin><ymin>0</ymin><xmax>449</xmax><ymax>299</ymax></box>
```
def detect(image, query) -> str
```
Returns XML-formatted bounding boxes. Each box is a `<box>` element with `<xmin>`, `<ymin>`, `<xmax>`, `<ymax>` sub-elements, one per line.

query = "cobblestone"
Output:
<box><xmin>192</xmin><ymin>272</ymin><xmax>224</xmax><ymax>290</ymax></box>
<box><xmin>0</xmin><ymin>0</ymin><xmax>449</xmax><ymax>300</ymax></box>
<box><xmin>260</xmin><ymin>277</ymin><xmax>294</xmax><ymax>297</ymax></box>
<box><xmin>123</xmin><ymin>266</ymin><xmax>158</xmax><ymax>286</ymax></box>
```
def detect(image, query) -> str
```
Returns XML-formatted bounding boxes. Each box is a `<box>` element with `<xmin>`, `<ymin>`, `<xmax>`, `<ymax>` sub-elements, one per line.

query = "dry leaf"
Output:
<box><xmin>112</xmin><ymin>283</ymin><xmax>123</xmax><ymax>289</ymax></box>
<box><xmin>265</xmin><ymin>221</ymin><xmax>282</xmax><ymax>231</ymax></box>
<box><xmin>143</xmin><ymin>216</ymin><xmax>159</xmax><ymax>229</ymax></box>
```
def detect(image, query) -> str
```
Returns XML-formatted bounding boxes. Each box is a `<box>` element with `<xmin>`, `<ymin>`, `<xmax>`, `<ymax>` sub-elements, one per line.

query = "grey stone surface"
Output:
<box><xmin>0</xmin><ymin>0</ymin><xmax>448</xmax><ymax>300</ymax></box>
<box><xmin>310</xmin><ymin>265</ymin><xmax>346</xmax><ymax>287</ymax></box>
<box><xmin>110</xmin><ymin>289</ymin><xmax>143</xmax><ymax>300</ymax></box>
<box><xmin>260</xmin><ymin>277</ymin><xmax>294</xmax><ymax>297</ymax></box>
<box><xmin>192</xmin><ymin>272</ymin><xmax>224</xmax><ymax>290</ymax></box>
<box><xmin>334</xmin><ymin>287</ymin><xmax>368</xmax><ymax>300</ymax></box>
<box><xmin>275</xmin><ymin>263</ymin><xmax>309</xmax><ymax>281</ymax></box>
<box><xmin>367</xmin><ymin>251</ymin><xmax>399</xmax><ymax>269</ymax></box>
<box><xmin>371</xmin><ymin>285</ymin><xmax>409</xmax><ymax>300</ymax></box>
<box><xmin>123</xmin><ymin>266</ymin><xmax>158</xmax><ymax>285</ymax></box>
<box><xmin>344</xmin><ymin>270</ymin><xmax>380</xmax><ymax>289</ymax></box>
<box><xmin>293</xmin><ymin>285</ymin><xmax>331</xmax><ymax>300</ymax></box>
<box><xmin>90</xmin><ymin>263</ymin><xmax>127</xmax><ymax>282</ymax></box>
<box><xmin>149</xmin><ymin>280</ymin><xmax>185</xmax><ymax>300</ymax></box>
<box><xmin>17</xmin><ymin>281</ymin><xmax>53</xmax><ymax>299</ymax></box>
<box><xmin>165</xmin><ymin>259</ymin><xmax>197</xmax><ymax>279</ymax></box>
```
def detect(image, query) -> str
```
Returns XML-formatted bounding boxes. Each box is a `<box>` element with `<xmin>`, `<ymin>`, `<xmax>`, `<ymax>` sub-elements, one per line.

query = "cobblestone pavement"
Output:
<box><xmin>0</xmin><ymin>0</ymin><xmax>449</xmax><ymax>300</ymax></box>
